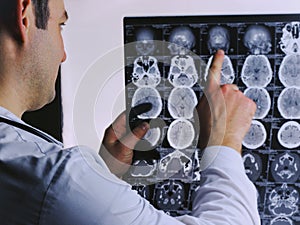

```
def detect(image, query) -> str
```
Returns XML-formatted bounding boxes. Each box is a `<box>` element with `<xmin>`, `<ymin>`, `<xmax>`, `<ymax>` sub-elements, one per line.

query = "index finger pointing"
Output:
<box><xmin>206</xmin><ymin>49</ymin><xmax>225</xmax><ymax>92</ymax></box>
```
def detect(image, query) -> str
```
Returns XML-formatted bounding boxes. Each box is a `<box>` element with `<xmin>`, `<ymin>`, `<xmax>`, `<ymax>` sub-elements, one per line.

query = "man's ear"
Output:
<box><xmin>15</xmin><ymin>0</ymin><xmax>32</xmax><ymax>43</ymax></box>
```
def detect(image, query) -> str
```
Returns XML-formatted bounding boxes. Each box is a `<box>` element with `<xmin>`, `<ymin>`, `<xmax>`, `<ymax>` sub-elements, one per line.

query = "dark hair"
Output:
<box><xmin>32</xmin><ymin>0</ymin><xmax>50</xmax><ymax>30</ymax></box>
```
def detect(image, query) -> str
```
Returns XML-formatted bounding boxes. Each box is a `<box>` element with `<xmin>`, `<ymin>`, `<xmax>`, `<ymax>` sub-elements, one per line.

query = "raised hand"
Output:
<box><xmin>197</xmin><ymin>50</ymin><xmax>256</xmax><ymax>154</ymax></box>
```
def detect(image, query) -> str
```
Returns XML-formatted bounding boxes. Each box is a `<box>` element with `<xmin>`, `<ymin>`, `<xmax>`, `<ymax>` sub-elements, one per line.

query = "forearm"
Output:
<box><xmin>190</xmin><ymin>146</ymin><xmax>260</xmax><ymax>225</ymax></box>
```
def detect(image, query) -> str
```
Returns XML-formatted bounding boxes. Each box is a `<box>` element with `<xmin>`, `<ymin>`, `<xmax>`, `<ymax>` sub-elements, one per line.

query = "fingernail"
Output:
<box><xmin>232</xmin><ymin>85</ymin><xmax>239</xmax><ymax>91</ymax></box>
<box><xmin>139</xmin><ymin>122</ymin><xmax>149</xmax><ymax>131</ymax></box>
<box><xmin>217</xmin><ymin>49</ymin><xmax>224</xmax><ymax>55</ymax></box>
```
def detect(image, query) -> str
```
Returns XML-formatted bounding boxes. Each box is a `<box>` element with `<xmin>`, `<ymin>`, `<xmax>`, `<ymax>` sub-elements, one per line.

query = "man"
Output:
<box><xmin>0</xmin><ymin>0</ymin><xmax>260</xmax><ymax>224</ymax></box>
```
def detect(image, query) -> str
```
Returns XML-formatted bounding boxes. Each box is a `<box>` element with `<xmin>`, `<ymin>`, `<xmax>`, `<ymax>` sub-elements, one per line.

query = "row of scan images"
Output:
<box><xmin>139</xmin><ymin>119</ymin><xmax>300</xmax><ymax>151</ymax></box>
<box><xmin>129</xmin><ymin>51</ymin><xmax>300</xmax><ymax>89</ymax></box>
<box><xmin>124</xmin><ymin>144</ymin><xmax>300</xmax><ymax>184</ymax></box>
<box><xmin>127</xmin><ymin>22</ymin><xmax>300</xmax><ymax>56</ymax></box>
<box><xmin>130</xmin><ymin>179</ymin><xmax>300</xmax><ymax>222</ymax></box>
<box><xmin>130</xmin><ymin>84</ymin><xmax>300</xmax><ymax>120</ymax></box>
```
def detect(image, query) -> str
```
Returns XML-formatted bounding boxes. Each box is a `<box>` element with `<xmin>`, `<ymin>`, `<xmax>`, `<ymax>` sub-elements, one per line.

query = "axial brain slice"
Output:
<box><xmin>242</xmin><ymin>120</ymin><xmax>267</xmax><ymax>149</ymax></box>
<box><xmin>168</xmin><ymin>87</ymin><xmax>198</xmax><ymax>119</ymax></box>
<box><xmin>244</xmin><ymin>87</ymin><xmax>271</xmax><ymax>119</ymax></box>
<box><xmin>277</xmin><ymin>121</ymin><xmax>300</xmax><ymax>149</ymax></box>
<box><xmin>155</xmin><ymin>180</ymin><xmax>185</xmax><ymax>210</ymax></box>
<box><xmin>132</xmin><ymin>56</ymin><xmax>161</xmax><ymax>87</ymax></box>
<box><xmin>241</xmin><ymin>55</ymin><xmax>272</xmax><ymax>87</ymax></box>
<box><xmin>167</xmin><ymin>119</ymin><xmax>195</xmax><ymax>149</ymax></box>
<box><xmin>242</xmin><ymin>152</ymin><xmax>262</xmax><ymax>182</ymax></box>
<box><xmin>280</xmin><ymin>22</ymin><xmax>300</xmax><ymax>54</ymax></box>
<box><xmin>268</xmin><ymin>183</ymin><xmax>299</xmax><ymax>216</ymax></box>
<box><xmin>131</xmin><ymin>87</ymin><xmax>162</xmax><ymax>119</ymax></box>
<box><xmin>278</xmin><ymin>87</ymin><xmax>300</xmax><ymax>119</ymax></box>
<box><xmin>271</xmin><ymin>152</ymin><xmax>300</xmax><ymax>183</ymax></box>
<box><xmin>279</xmin><ymin>54</ymin><xmax>300</xmax><ymax>87</ymax></box>
<box><xmin>159</xmin><ymin>150</ymin><xmax>192</xmax><ymax>175</ymax></box>
<box><xmin>204</xmin><ymin>55</ymin><xmax>234</xmax><ymax>85</ymax></box>
<box><xmin>143</xmin><ymin>127</ymin><xmax>161</xmax><ymax>147</ymax></box>
<box><xmin>168</xmin><ymin>55</ymin><xmax>198</xmax><ymax>87</ymax></box>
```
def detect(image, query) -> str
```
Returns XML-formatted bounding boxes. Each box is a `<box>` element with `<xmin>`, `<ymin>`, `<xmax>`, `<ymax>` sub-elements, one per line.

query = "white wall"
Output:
<box><xmin>62</xmin><ymin>0</ymin><xmax>300</xmax><ymax>150</ymax></box>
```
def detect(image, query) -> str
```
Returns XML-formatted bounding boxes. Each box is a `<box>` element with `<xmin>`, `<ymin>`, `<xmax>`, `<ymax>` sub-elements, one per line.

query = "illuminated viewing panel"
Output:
<box><xmin>124</xmin><ymin>14</ymin><xmax>300</xmax><ymax>223</ymax></box>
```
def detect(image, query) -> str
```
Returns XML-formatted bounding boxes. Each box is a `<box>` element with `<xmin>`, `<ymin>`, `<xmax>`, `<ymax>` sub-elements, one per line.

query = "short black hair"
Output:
<box><xmin>32</xmin><ymin>0</ymin><xmax>50</xmax><ymax>30</ymax></box>
<box><xmin>0</xmin><ymin>0</ymin><xmax>50</xmax><ymax>30</ymax></box>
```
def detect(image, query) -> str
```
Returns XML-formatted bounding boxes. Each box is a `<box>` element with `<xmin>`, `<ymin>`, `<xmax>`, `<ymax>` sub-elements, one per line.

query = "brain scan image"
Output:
<box><xmin>280</xmin><ymin>22</ymin><xmax>300</xmax><ymax>55</ymax></box>
<box><xmin>242</xmin><ymin>152</ymin><xmax>262</xmax><ymax>182</ymax></box>
<box><xmin>271</xmin><ymin>152</ymin><xmax>300</xmax><ymax>183</ymax></box>
<box><xmin>167</xmin><ymin>119</ymin><xmax>195</xmax><ymax>150</ymax></box>
<box><xmin>244</xmin><ymin>87</ymin><xmax>271</xmax><ymax>119</ymax></box>
<box><xmin>277</xmin><ymin>121</ymin><xmax>300</xmax><ymax>149</ymax></box>
<box><xmin>143</xmin><ymin>127</ymin><xmax>161</xmax><ymax>147</ymax></box>
<box><xmin>131</xmin><ymin>87</ymin><xmax>162</xmax><ymax>119</ymax></box>
<box><xmin>135</xmin><ymin>27</ymin><xmax>156</xmax><ymax>56</ymax></box>
<box><xmin>241</xmin><ymin>55</ymin><xmax>272</xmax><ymax>87</ymax></box>
<box><xmin>242</xmin><ymin>120</ymin><xmax>267</xmax><ymax>149</ymax></box>
<box><xmin>131</xmin><ymin>159</ymin><xmax>157</xmax><ymax>177</ymax></box>
<box><xmin>204</xmin><ymin>55</ymin><xmax>235</xmax><ymax>85</ymax></box>
<box><xmin>132</xmin><ymin>56</ymin><xmax>161</xmax><ymax>87</ymax></box>
<box><xmin>268</xmin><ymin>183</ymin><xmax>299</xmax><ymax>216</ymax></box>
<box><xmin>168</xmin><ymin>55</ymin><xmax>198</xmax><ymax>87</ymax></box>
<box><xmin>155</xmin><ymin>180</ymin><xmax>185</xmax><ymax>210</ymax></box>
<box><xmin>270</xmin><ymin>216</ymin><xmax>293</xmax><ymax>225</ymax></box>
<box><xmin>168</xmin><ymin>26</ymin><xmax>195</xmax><ymax>55</ymax></box>
<box><xmin>243</xmin><ymin>25</ymin><xmax>272</xmax><ymax>55</ymax></box>
<box><xmin>168</xmin><ymin>87</ymin><xmax>198</xmax><ymax>119</ymax></box>
<box><xmin>207</xmin><ymin>26</ymin><xmax>230</xmax><ymax>54</ymax></box>
<box><xmin>279</xmin><ymin>54</ymin><xmax>300</xmax><ymax>87</ymax></box>
<box><xmin>277</xmin><ymin>87</ymin><xmax>300</xmax><ymax>119</ymax></box>
<box><xmin>159</xmin><ymin>150</ymin><xmax>192</xmax><ymax>177</ymax></box>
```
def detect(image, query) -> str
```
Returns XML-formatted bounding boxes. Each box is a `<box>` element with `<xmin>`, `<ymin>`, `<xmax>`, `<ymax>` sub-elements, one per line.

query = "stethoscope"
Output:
<box><xmin>0</xmin><ymin>116</ymin><xmax>62</xmax><ymax>145</ymax></box>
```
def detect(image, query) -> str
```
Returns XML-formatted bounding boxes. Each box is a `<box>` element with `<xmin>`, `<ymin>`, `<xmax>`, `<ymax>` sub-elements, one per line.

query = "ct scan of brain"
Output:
<box><xmin>241</xmin><ymin>55</ymin><xmax>272</xmax><ymax>87</ymax></box>
<box><xmin>135</xmin><ymin>27</ymin><xmax>156</xmax><ymax>56</ymax></box>
<box><xmin>244</xmin><ymin>87</ymin><xmax>271</xmax><ymax>119</ymax></box>
<box><xmin>280</xmin><ymin>22</ymin><xmax>300</xmax><ymax>55</ymax></box>
<box><xmin>131</xmin><ymin>87</ymin><xmax>162</xmax><ymax>119</ymax></box>
<box><xmin>167</xmin><ymin>118</ymin><xmax>195</xmax><ymax>150</ymax></box>
<box><xmin>279</xmin><ymin>54</ymin><xmax>300</xmax><ymax>87</ymax></box>
<box><xmin>277</xmin><ymin>87</ymin><xmax>300</xmax><ymax>119</ymax></box>
<box><xmin>143</xmin><ymin>127</ymin><xmax>161</xmax><ymax>147</ymax></box>
<box><xmin>268</xmin><ymin>183</ymin><xmax>299</xmax><ymax>216</ymax></box>
<box><xmin>132</xmin><ymin>56</ymin><xmax>161</xmax><ymax>87</ymax></box>
<box><xmin>168</xmin><ymin>26</ymin><xmax>196</xmax><ymax>55</ymax></box>
<box><xmin>204</xmin><ymin>55</ymin><xmax>234</xmax><ymax>85</ymax></box>
<box><xmin>168</xmin><ymin>55</ymin><xmax>198</xmax><ymax>87</ymax></box>
<box><xmin>168</xmin><ymin>87</ymin><xmax>198</xmax><ymax>119</ymax></box>
<box><xmin>277</xmin><ymin>121</ymin><xmax>300</xmax><ymax>149</ymax></box>
<box><xmin>243</xmin><ymin>152</ymin><xmax>262</xmax><ymax>182</ymax></box>
<box><xmin>243</xmin><ymin>25</ymin><xmax>272</xmax><ymax>55</ymax></box>
<box><xmin>155</xmin><ymin>180</ymin><xmax>185</xmax><ymax>211</ymax></box>
<box><xmin>159</xmin><ymin>150</ymin><xmax>192</xmax><ymax>176</ymax></box>
<box><xmin>207</xmin><ymin>25</ymin><xmax>230</xmax><ymax>54</ymax></box>
<box><xmin>242</xmin><ymin>120</ymin><xmax>267</xmax><ymax>149</ymax></box>
<box><xmin>271</xmin><ymin>152</ymin><xmax>300</xmax><ymax>183</ymax></box>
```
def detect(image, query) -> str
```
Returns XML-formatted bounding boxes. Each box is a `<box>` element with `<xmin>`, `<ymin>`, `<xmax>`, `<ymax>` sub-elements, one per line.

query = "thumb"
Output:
<box><xmin>120</xmin><ymin>122</ymin><xmax>150</xmax><ymax>150</ymax></box>
<box><xmin>206</xmin><ymin>49</ymin><xmax>224</xmax><ymax>93</ymax></box>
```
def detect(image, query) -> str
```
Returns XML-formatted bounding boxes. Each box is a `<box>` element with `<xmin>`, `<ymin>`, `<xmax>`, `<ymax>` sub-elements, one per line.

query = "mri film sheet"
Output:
<box><xmin>123</xmin><ymin>14</ymin><xmax>300</xmax><ymax>223</ymax></box>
